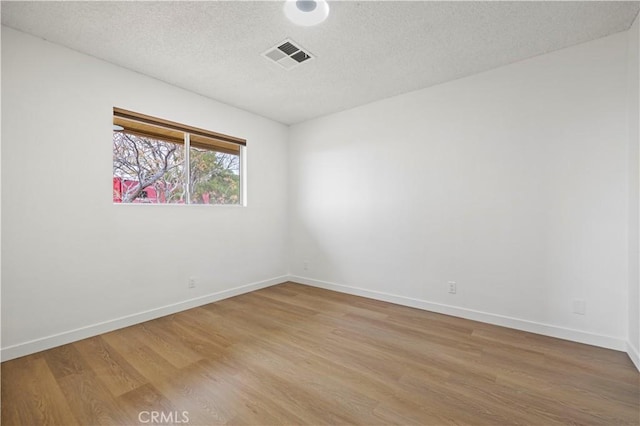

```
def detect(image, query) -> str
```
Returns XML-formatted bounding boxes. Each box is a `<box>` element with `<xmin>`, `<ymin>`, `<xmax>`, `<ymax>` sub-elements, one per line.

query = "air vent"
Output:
<box><xmin>291</xmin><ymin>51</ymin><xmax>311</xmax><ymax>63</ymax></box>
<box><xmin>278</xmin><ymin>41</ymin><xmax>299</xmax><ymax>55</ymax></box>
<box><xmin>262</xmin><ymin>39</ymin><xmax>314</xmax><ymax>70</ymax></box>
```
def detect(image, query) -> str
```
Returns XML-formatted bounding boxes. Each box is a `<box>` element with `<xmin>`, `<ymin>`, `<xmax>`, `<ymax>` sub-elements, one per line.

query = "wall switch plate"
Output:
<box><xmin>448</xmin><ymin>281</ymin><xmax>457</xmax><ymax>294</ymax></box>
<box><xmin>572</xmin><ymin>299</ymin><xmax>586</xmax><ymax>315</ymax></box>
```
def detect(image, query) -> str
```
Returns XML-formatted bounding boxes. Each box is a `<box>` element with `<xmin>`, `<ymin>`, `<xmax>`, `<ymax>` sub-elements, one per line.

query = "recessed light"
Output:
<box><xmin>284</xmin><ymin>0</ymin><xmax>329</xmax><ymax>26</ymax></box>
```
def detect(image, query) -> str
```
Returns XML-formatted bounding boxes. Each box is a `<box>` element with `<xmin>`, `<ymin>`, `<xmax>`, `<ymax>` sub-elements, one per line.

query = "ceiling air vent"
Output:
<box><xmin>262</xmin><ymin>39</ymin><xmax>314</xmax><ymax>70</ymax></box>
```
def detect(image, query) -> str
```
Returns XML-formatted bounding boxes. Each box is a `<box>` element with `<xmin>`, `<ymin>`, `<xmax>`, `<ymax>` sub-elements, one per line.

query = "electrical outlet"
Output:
<box><xmin>448</xmin><ymin>281</ymin><xmax>457</xmax><ymax>294</ymax></box>
<box><xmin>572</xmin><ymin>299</ymin><xmax>586</xmax><ymax>315</ymax></box>
<box><xmin>303</xmin><ymin>260</ymin><xmax>309</xmax><ymax>271</ymax></box>
<box><xmin>188</xmin><ymin>277</ymin><xmax>197</xmax><ymax>289</ymax></box>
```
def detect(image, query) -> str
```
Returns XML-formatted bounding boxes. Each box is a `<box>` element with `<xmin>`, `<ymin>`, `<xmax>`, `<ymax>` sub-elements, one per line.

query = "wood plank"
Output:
<box><xmin>56</xmin><ymin>367</ymin><xmax>130</xmax><ymax>425</ymax></box>
<box><xmin>73</xmin><ymin>336</ymin><xmax>147</xmax><ymax>397</ymax></box>
<box><xmin>116</xmin><ymin>383</ymin><xmax>179</xmax><ymax>424</ymax></box>
<box><xmin>1</xmin><ymin>356</ymin><xmax>79</xmax><ymax>425</ymax></box>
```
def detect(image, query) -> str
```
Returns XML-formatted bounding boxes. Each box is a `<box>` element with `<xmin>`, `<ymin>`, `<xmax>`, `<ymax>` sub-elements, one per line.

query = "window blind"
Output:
<box><xmin>113</xmin><ymin>107</ymin><xmax>245</xmax><ymax>155</ymax></box>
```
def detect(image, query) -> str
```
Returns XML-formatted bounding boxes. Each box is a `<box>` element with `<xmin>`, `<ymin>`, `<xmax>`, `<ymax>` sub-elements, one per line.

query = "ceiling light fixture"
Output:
<box><xmin>284</xmin><ymin>0</ymin><xmax>329</xmax><ymax>26</ymax></box>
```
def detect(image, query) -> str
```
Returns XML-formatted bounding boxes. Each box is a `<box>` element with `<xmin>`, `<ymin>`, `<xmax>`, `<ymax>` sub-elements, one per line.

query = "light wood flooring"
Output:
<box><xmin>2</xmin><ymin>282</ymin><xmax>639</xmax><ymax>425</ymax></box>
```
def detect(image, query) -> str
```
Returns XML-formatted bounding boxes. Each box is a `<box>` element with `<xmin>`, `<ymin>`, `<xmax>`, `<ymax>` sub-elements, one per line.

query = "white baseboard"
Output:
<box><xmin>289</xmin><ymin>275</ymin><xmax>628</xmax><ymax>353</ymax></box>
<box><xmin>5</xmin><ymin>275</ymin><xmax>636</xmax><ymax>371</ymax></box>
<box><xmin>1</xmin><ymin>275</ymin><xmax>288</xmax><ymax>362</ymax></box>
<box><xmin>627</xmin><ymin>341</ymin><xmax>640</xmax><ymax>372</ymax></box>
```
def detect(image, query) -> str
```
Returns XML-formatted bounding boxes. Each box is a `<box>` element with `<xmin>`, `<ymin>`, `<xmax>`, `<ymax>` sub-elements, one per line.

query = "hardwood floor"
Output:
<box><xmin>2</xmin><ymin>282</ymin><xmax>639</xmax><ymax>425</ymax></box>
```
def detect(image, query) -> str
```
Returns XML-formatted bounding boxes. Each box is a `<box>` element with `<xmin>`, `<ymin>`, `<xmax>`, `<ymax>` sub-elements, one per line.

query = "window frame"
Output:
<box><xmin>113</xmin><ymin>107</ymin><xmax>246</xmax><ymax>206</ymax></box>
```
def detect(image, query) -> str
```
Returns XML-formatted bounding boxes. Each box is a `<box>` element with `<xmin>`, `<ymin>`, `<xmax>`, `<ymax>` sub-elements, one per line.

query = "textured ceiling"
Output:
<box><xmin>2</xmin><ymin>1</ymin><xmax>639</xmax><ymax>125</ymax></box>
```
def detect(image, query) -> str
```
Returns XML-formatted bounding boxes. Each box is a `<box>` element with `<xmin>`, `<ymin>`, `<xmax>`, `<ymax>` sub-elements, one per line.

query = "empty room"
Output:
<box><xmin>2</xmin><ymin>1</ymin><xmax>640</xmax><ymax>425</ymax></box>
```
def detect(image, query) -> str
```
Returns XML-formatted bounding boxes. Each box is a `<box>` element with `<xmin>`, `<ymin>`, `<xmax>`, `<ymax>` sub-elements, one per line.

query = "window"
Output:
<box><xmin>112</xmin><ymin>108</ymin><xmax>245</xmax><ymax>205</ymax></box>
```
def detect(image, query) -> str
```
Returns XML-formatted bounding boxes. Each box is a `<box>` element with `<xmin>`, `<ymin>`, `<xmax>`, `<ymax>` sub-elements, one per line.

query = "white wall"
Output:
<box><xmin>1</xmin><ymin>27</ymin><xmax>289</xmax><ymax>360</ymax></box>
<box><xmin>289</xmin><ymin>32</ymin><xmax>630</xmax><ymax>350</ymax></box>
<box><xmin>628</xmin><ymin>13</ymin><xmax>640</xmax><ymax>370</ymax></box>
